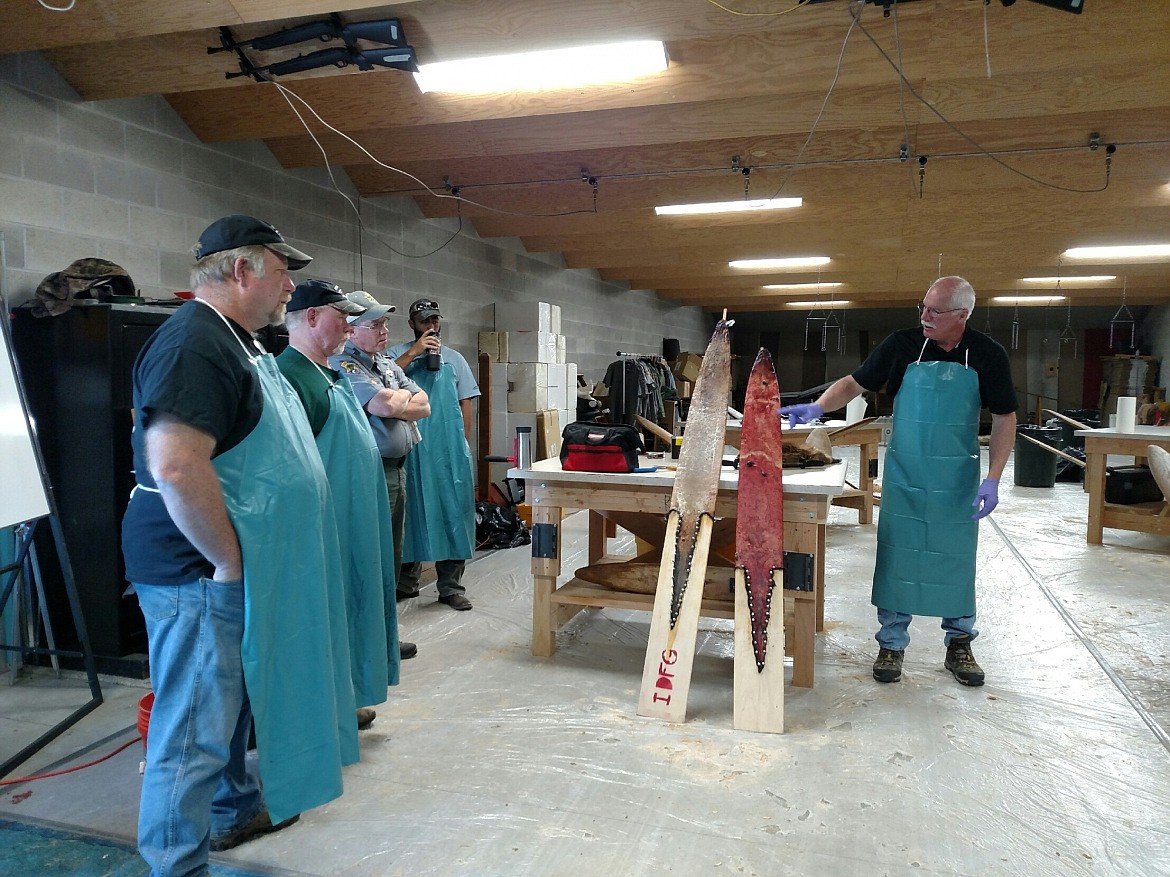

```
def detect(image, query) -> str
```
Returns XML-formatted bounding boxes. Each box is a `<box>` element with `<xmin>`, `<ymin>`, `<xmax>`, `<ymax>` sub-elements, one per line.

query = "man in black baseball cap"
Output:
<box><xmin>407</xmin><ymin>298</ymin><xmax>441</xmax><ymax>321</ymax></box>
<box><xmin>287</xmin><ymin>279</ymin><xmax>368</xmax><ymax>316</ymax></box>
<box><xmin>194</xmin><ymin>214</ymin><xmax>312</xmax><ymax>270</ymax></box>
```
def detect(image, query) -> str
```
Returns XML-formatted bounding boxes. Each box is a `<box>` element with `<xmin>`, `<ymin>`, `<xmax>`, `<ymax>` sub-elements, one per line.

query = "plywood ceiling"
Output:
<box><xmin>5</xmin><ymin>0</ymin><xmax>1169</xmax><ymax>312</ymax></box>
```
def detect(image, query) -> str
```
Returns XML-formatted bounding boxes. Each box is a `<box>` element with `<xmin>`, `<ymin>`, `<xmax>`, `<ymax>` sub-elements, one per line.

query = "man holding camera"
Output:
<box><xmin>387</xmin><ymin>298</ymin><xmax>480</xmax><ymax>611</ymax></box>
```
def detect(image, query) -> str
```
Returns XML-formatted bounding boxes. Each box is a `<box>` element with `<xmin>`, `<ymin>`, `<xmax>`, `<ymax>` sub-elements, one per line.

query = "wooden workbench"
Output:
<box><xmin>1076</xmin><ymin>425</ymin><xmax>1170</xmax><ymax>544</ymax></box>
<box><xmin>509</xmin><ymin>457</ymin><xmax>846</xmax><ymax>688</ymax></box>
<box><xmin>726</xmin><ymin>420</ymin><xmax>880</xmax><ymax>524</ymax></box>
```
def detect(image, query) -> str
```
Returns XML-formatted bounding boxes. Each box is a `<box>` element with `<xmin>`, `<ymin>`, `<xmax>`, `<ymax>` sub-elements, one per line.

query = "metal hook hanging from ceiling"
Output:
<box><xmin>1109</xmin><ymin>276</ymin><xmax>1135</xmax><ymax>352</ymax></box>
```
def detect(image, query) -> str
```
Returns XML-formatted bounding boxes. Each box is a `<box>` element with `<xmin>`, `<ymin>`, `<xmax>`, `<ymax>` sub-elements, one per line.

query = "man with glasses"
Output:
<box><xmin>780</xmin><ymin>276</ymin><xmax>1017</xmax><ymax>687</ymax></box>
<box><xmin>330</xmin><ymin>293</ymin><xmax>430</xmax><ymax>648</ymax></box>
<box><xmin>387</xmin><ymin>298</ymin><xmax>480</xmax><ymax>612</ymax></box>
<box><xmin>277</xmin><ymin>280</ymin><xmax>409</xmax><ymax>732</ymax></box>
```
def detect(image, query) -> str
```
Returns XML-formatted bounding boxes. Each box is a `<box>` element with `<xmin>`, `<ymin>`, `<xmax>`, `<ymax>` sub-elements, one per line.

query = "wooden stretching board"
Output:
<box><xmin>733</xmin><ymin>349</ymin><xmax>786</xmax><ymax>734</ymax></box>
<box><xmin>637</xmin><ymin>320</ymin><xmax>731</xmax><ymax>722</ymax></box>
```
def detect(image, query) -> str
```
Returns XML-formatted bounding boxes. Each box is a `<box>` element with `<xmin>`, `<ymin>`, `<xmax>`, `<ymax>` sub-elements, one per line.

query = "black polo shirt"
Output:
<box><xmin>121</xmin><ymin>301</ymin><xmax>265</xmax><ymax>585</ymax></box>
<box><xmin>852</xmin><ymin>326</ymin><xmax>1018</xmax><ymax>415</ymax></box>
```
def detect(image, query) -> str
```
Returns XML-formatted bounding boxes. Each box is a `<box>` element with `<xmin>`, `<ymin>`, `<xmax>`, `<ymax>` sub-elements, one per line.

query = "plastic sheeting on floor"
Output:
<box><xmin>2</xmin><ymin>447</ymin><xmax>1169</xmax><ymax>876</ymax></box>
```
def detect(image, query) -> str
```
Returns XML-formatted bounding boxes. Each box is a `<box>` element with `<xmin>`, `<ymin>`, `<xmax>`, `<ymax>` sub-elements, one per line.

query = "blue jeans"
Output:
<box><xmin>136</xmin><ymin>578</ymin><xmax>263</xmax><ymax>877</ymax></box>
<box><xmin>875</xmin><ymin>607</ymin><xmax>978</xmax><ymax>651</ymax></box>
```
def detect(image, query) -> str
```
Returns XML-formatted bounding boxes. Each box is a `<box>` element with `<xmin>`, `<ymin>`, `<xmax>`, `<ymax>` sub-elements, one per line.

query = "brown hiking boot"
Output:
<box><xmin>945</xmin><ymin>636</ymin><xmax>985</xmax><ymax>686</ymax></box>
<box><xmin>872</xmin><ymin>647</ymin><xmax>904</xmax><ymax>683</ymax></box>
<box><xmin>210</xmin><ymin>808</ymin><xmax>299</xmax><ymax>851</ymax></box>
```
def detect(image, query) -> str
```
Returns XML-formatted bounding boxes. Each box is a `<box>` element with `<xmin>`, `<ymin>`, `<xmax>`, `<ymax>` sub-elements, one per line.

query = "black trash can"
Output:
<box><xmin>1014</xmin><ymin>424</ymin><xmax>1062</xmax><ymax>488</ymax></box>
<box><xmin>1059</xmin><ymin>408</ymin><xmax>1100</xmax><ymax>449</ymax></box>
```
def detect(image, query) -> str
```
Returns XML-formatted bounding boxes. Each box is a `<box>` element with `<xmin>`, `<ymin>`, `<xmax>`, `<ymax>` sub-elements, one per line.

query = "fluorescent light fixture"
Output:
<box><xmin>785</xmin><ymin>300</ymin><xmax>851</xmax><ymax>308</ymax></box>
<box><xmin>1062</xmin><ymin>244</ymin><xmax>1170</xmax><ymax>260</ymax></box>
<box><xmin>656</xmin><ymin>197</ymin><xmax>802</xmax><ymax>216</ymax></box>
<box><xmin>729</xmin><ymin>256</ymin><xmax>831</xmax><ymax>270</ymax></box>
<box><xmin>414</xmin><ymin>40</ymin><xmax>667</xmax><ymax>94</ymax></box>
<box><xmin>992</xmin><ymin>295</ymin><xmax>1067</xmax><ymax>304</ymax></box>
<box><xmin>763</xmin><ymin>281</ymin><xmax>843</xmax><ymax>290</ymax></box>
<box><xmin>1020</xmin><ymin>275</ymin><xmax>1115</xmax><ymax>284</ymax></box>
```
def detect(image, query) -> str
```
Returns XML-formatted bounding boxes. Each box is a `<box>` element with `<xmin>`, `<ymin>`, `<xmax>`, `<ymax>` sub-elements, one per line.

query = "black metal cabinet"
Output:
<box><xmin>13</xmin><ymin>303</ymin><xmax>173</xmax><ymax>674</ymax></box>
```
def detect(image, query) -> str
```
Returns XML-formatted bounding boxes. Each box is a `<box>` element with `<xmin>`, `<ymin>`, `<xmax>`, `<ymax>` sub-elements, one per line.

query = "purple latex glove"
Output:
<box><xmin>971</xmin><ymin>478</ymin><xmax>999</xmax><ymax>520</ymax></box>
<box><xmin>778</xmin><ymin>402</ymin><xmax>824</xmax><ymax>426</ymax></box>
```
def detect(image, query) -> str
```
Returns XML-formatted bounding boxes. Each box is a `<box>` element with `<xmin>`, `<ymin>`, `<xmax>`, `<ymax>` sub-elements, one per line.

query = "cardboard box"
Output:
<box><xmin>672</xmin><ymin>352</ymin><xmax>702</xmax><ymax>383</ymax></box>
<box><xmin>676</xmin><ymin>380</ymin><xmax>693</xmax><ymax>398</ymax></box>
<box><xmin>509</xmin><ymin>330</ymin><xmax>557</xmax><ymax>364</ymax></box>
<box><xmin>506</xmin><ymin>362</ymin><xmax>549</xmax><ymax>412</ymax></box>
<box><xmin>495</xmin><ymin>301</ymin><xmax>554</xmax><ymax>333</ymax></box>
<box><xmin>537</xmin><ymin>408</ymin><xmax>561</xmax><ymax>460</ymax></box>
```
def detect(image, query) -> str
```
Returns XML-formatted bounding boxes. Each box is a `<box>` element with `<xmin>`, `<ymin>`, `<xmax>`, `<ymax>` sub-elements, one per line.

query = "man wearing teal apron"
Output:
<box><xmin>780</xmin><ymin>277</ymin><xmax>1017</xmax><ymax>687</ymax></box>
<box><xmin>123</xmin><ymin>216</ymin><xmax>356</xmax><ymax>877</ymax></box>
<box><xmin>277</xmin><ymin>280</ymin><xmax>404</xmax><ymax>732</ymax></box>
<box><xmin>387</xmin><ymin>298</ymin><xmax>479</xmax><ymax>612</ymax></box>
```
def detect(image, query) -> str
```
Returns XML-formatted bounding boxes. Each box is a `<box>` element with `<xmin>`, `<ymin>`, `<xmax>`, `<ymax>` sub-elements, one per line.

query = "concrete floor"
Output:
<box><xmin>2</xmin><ymin>446</ymin><xmax>1169</xmax><ymax>877</ymax></box>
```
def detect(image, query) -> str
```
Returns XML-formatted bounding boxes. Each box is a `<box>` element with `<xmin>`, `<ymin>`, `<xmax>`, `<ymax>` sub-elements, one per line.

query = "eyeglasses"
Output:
<box><xmin>356</xmin><ymin>321</ymin><xmax>388</xmax><ymax>331</ymax></box>
<box><xmin>917</xmin><ymin>301</ymin><xmax>964</xmax><ymax>318</ymax></box>
<box><xmin>409</xmin><ymin>300</ymin><xmax>439</xmax><ymax>316</ymax></box>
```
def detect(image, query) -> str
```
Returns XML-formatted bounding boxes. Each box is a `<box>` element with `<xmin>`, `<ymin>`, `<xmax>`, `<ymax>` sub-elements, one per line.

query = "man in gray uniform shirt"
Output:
<box><xmin>330</xmin><ymin>293</ymin><xmax>431</xmax><ymax>618</ymax></box>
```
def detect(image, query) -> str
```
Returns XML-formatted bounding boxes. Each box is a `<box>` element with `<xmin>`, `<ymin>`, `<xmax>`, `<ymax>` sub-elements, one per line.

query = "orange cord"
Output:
<box><xmin>0</xmin><ymin>736</ymin><xmax>142</xmax><ymax>786</ymax></box>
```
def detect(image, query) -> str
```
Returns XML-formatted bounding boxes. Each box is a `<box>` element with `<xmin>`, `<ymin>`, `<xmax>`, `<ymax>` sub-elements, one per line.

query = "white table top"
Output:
<box><xmin>509</xmin><ymin>456</ymin><xmax>847</xmax><ymax>496</ymax></box>
<box><xmin>1074</xmin><ymin>425</ymin><xmax>1170</xmax><ymax>441</ymax></box>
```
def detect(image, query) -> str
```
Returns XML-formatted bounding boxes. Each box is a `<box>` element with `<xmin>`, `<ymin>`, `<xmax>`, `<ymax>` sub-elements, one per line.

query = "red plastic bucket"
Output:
<box><xmin>138</xmin><ymin>692</ymin><xmax>154</xmax><ymax>749</ymax></box>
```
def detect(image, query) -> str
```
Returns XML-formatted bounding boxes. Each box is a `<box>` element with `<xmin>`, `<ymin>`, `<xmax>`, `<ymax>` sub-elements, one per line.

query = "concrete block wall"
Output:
<box><xmin>0</xmin><ymin>51</ymin><xmax>713</xmax><ymax>399</ymax></box>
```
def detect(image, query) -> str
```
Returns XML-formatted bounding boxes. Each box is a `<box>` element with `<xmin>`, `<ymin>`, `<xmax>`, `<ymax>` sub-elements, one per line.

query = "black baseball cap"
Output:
<box><xmin>408</xmin><ymin>298</ymin><xmax>441</xmax><ymax>320</ymax></box>
<box><xmin>288</xmin><ymin>280</ymin><xmax>367</xmax><ymax>314</ymax></box>
<box><xmin>193</xmin><ymin>214</ymin><xmax>312</xmax><ymax>270</ymax></box>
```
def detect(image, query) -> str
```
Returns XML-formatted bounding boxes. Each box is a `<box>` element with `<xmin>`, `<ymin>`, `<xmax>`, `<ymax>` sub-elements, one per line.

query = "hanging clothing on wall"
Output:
<box><xmin>602</xmin><ymin>356</ymin><xmax>675</xmax><ymax>425</ymax></box>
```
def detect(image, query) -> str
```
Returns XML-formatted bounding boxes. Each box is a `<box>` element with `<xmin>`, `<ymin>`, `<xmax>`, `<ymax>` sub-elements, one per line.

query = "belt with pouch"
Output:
<box><xmin>383</xmin><ymin>454</ymin><xmax>408</xmax><ymax>469</ymax></box>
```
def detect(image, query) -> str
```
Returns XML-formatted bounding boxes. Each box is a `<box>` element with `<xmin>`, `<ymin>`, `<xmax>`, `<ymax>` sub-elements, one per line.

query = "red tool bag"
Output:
<box><xmin>560</xmin><ymin>422</ymin><xmax>644</xmax><ymax>473</ymax></box>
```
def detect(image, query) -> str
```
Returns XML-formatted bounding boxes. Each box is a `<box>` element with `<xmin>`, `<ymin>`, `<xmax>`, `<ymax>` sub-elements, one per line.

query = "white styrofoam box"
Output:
<box><xmin>509</xmin><ymin>330</ymin><xmax>557</xmax><ymax>364</ymax></box>
<box><xmin>559</xmin><ymin>407</ymin><xmax>574</xmax><ymax>434</ymax></box>
<box><xmin>546</xmin><ymin>363</ymin><xmax>567</xmax><ymax>388</ymax></box>
<box><xmin>555</xmin><ymin>334</ymin><xmax>566</xmax><ymax>364</ymax></box>
<box><xmin>507</xmin><ymin>362</ymin><xmax>549</xmax><ymax>412</ymax></box>
<box><xmin>488</xmin><ymin>412</ymin><xmax>510</xmax><ymax>456</ymax></box>
<box><xmin>549</xmin><ymin>304</ymin><xmax>561</xmax><ymax>335</ymax></box>
<box><xmin>495</xmin><ymin>301</ymin><xmax>553</xmax><ymax>333</ymax></box>
<box><xmin>490</xmin><ymin>412</ymin><xmax>539</xmax><ymax>457</ymax></box>
<box><xmin>546</xmin><ymin>382</ymin><xmax>568</xmax><ymax>411</ymax></box>
<box><xmin>507</xmin><ymin>413</ymin><xmax>539</xmax><ymax>457</ymax></box>
<box><xmin>566</xmin><ymin>362</ymin><xmax>578</xmax><ymax>391</ymax></box>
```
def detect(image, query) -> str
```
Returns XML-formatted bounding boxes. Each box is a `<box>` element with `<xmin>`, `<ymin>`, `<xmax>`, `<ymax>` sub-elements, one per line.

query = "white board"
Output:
<box><xmin>0</xmin><ymin>307</ymin><xmax>51</xmax><ymax>529</ymax></box>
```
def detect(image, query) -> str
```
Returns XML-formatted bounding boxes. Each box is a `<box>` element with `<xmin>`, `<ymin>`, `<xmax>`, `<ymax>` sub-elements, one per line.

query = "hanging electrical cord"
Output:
<box><xmin>273</xmin><ymin>81</ymin><xmax>465</xmax><ymax>259</ymax></box>
<box><xmin>890</xmin><ymin>0</ymin><xmax>918</xmax><ymax>196</ymax></box>
<box><xmin>701</xmin><ymin>0</ymin><xmax>812</xmax><ymax>17</ymax></box>
<box><xmin>982</xmin><ymin>0</ymin><xmax>993</xmax><ymax>79</ymax></box>
<box><xmin>850</xmin><ymin>5</ymin><xmax>1115</xmax><ymax>194</ymax></box>
<box><xmin>273</xmin><ymin>80</ymin><xmax>597</xmax><ymax>222</ymax></box>
<box><xmin>760</xmin><ymin>2</ymin><xmax>862</xmax><ymax>202</ymax></box>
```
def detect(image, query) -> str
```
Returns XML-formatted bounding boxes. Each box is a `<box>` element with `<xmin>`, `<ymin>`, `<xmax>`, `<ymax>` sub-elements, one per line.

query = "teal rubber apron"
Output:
<box><xmin>871</xmin><ymin>342</ymin><xmax>981</xmax><ymax>618</ymax></box>
<box><xmin>400</xmin><ymin>360</ymin><xmax>475</xmax><ymax>563</ymax></box>
<box><xmin>308</xmin><ymin>357</ymin><xmax>400</xmax><ymax>696</ymax></box>
<box><xmin>199</xmin><ymin>301</ymin><xmax>357</xmax><ymax>824</ymax></box>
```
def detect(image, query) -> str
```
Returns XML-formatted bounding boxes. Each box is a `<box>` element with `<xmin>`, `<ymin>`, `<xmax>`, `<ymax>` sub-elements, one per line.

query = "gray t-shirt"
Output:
<box><xmin>329</xmin><ymin>341</ymin><xmax>423</xmax><ymax>459</ymax></box>
<box><xmin>385</xmin><ymin>339</ymin><xmax>480</xmax><ymax>401</ymax></box>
